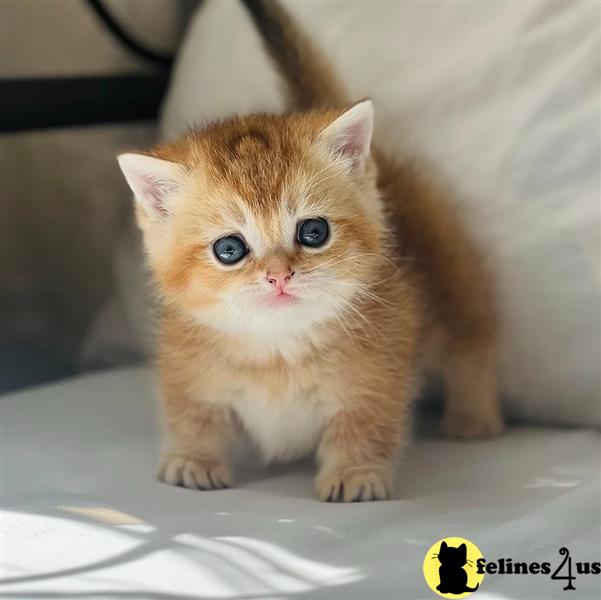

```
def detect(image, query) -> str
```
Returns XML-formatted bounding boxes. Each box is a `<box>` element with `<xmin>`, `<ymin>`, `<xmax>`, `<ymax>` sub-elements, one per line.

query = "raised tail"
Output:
<box><xmin>239</xmin><ymin>0</ymin><xmax>348</xmax><ymax>109</ymax></box>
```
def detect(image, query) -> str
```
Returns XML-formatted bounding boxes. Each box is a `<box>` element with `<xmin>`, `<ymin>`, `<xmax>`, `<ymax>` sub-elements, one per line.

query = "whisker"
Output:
<box><xmin>301</xmin><ymin>277</ymin><xmax>397</xmax><ymax>311</ymax></box>
<box><xmin>301</xmin><ymin>252</ymin><xmax>383</xmax><ymax>274</ymax></box>
<box><xmin>335</xmin><ymin>295</ymin><xmax>382</xmax><ymax>339</ymax></box>
<box><xmin>353</xmin><ymin>288</ymin><xmax>396</xmax><ymax>309</ymax></box>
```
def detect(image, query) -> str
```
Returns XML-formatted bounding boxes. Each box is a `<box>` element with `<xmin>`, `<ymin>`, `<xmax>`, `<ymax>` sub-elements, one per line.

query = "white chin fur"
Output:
<box><xmin>195</xmin><ymin>279</ymin><xmax>357</xmax><ymax>338</ymax></box>
<box><xmin>195</xmin><ymin>297</ymin><xmax>335</xmax><ymax>336</ymax></box>
<box><xmin>190</xmin><ymin>290</ymin><xmax>355</xmax><ymax>365</ymax></box>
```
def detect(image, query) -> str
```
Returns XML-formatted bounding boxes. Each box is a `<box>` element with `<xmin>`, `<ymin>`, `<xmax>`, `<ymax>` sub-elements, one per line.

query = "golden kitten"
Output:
<box><xmin>117</xmin><ymin>0</ymin><xmax>503</xmax><ymax>502</ymax></box>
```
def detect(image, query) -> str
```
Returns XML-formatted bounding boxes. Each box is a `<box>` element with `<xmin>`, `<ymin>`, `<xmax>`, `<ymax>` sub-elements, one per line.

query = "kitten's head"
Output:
<box><xmin>118</xmin><ymin>101</ymin><xmax>387</xmax><ymax>337</ymax></box>
<box><xmin>438</xmin><ymin>542</ymin><xmax>468</xmax><ymax>567</ymax></box>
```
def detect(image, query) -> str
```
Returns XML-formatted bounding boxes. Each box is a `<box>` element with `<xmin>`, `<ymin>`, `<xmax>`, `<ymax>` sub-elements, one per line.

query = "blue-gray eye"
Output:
<box><xmin>213</xmin><ymin>235</ymin><xmax>248</xmax><ymax>265</ymax></box>
<box><xmin>297</xmin><ymin>218</ymin><xmax>329</xmax><ymax>248</ymax></box>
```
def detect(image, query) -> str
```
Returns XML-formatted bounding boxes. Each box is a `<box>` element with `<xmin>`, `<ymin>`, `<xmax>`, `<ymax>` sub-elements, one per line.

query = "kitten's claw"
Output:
<box><xmin>441</xmin><ymin>411</ymin><xmax>504</xmax><ymax>439</ymax></box>
<box><xmin>326</xmin><ymin>482</ymin><xmax>344</xmax><ymax>503</ymax></box>
<box><xmin>158</xmin><ymin>454</ymin><xmax>233</xmax><ymax>490</ymax></box>
<box><xmin>316</xmin><ymin>467</ymin><xmax>392</xmax><ymax>502</ymax></box>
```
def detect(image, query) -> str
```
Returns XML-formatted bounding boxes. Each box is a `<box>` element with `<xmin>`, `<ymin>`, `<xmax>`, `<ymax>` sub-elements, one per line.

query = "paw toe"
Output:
<box><xmin>317</xmin><ymin>467</ymin><xmax>392</xmax><ymax>503</ymax></box>
<box><xmin>158</xmin><ymin>455</ymin><xmax>233</xmax><ymax>491</ymax></box>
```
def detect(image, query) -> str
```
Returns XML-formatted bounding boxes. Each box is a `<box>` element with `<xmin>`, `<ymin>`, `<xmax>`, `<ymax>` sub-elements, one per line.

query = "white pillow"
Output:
<box><xmin>109</xmin><ymin>0</ymin><xmax>601</xmax><ymax>426</ymax></box>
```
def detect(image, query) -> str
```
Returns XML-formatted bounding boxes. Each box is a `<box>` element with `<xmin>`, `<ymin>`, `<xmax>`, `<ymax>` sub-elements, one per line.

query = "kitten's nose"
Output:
<box><xmin>266</xmin><ymin>267</ymin><xmax>295</xmax><ymax>290</ymax></box>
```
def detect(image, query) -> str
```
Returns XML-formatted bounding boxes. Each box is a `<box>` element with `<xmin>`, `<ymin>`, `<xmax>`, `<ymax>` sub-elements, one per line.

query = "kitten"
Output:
<box><xmin>117</xmin><ymin>0</ymin><xmax>503</xmax><ymax>502</ymax></box>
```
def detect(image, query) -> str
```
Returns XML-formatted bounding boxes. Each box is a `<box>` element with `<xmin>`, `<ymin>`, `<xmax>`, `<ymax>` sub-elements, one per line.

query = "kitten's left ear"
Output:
<box><xmin>117</xmin><ymin>153</ymin><xmax>186</xmax><ymax>219</ymax></box>
<box><xmin>319</xmin><ymin>100</ymin><xmax>374</xmax><ymax>173</ymax></box>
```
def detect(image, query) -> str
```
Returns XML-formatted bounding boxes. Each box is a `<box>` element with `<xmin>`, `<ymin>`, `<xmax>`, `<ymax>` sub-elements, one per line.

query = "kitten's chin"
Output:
<box><xmin>191</xmin><ymin>294</ymin><xmax>339</xmax><ymax>338</ymax></box>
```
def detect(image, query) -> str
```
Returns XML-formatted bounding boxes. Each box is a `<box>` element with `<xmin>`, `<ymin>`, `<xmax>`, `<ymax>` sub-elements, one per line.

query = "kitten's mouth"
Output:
<box><xmin>267</xmin><ymin>291</ymin><xmax>297</xmax><ymax>307</ymax></box>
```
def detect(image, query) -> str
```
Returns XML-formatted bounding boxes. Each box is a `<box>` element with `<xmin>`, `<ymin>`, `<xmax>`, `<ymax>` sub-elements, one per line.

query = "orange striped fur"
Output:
<box><xmin>118</xmin><ymin>1</ymin><xmax>503</xmax><ymax>502</ymax></box>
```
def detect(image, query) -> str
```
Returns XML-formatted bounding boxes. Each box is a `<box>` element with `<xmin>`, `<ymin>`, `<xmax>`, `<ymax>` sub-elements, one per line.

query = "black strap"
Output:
<box><xmin>0</xmin><ymin>75</ymin><xmax>169</xmax><ymax>132</ymax></box>
<box><xmin>85</xmin><ymin>0</ymin><xmax>175</xmax><ymax>67</ymax></box>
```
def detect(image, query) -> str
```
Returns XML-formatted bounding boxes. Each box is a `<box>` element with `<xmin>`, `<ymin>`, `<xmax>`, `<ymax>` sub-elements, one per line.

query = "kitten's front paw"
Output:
<box><xmin>315</xmin><ymin>466</ymin><xmax>392</xmax><ymax>502</ymax></box>
<box><xmin>158</xmin><ymin>454</ymin><xmax>232</xmax><ymax>490</ymax></box>
<box><xmin>441</xmin><ymin>411</ymin><xmax>504</xmax><ymax>439</ymax></box>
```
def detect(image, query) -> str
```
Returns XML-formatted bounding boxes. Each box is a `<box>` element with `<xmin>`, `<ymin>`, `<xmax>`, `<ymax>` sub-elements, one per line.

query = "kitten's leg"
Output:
<box><xmin>158</xmin><ymin>394</ymin><xmax>234</xmax><ymax>490</ymax></box>
<box><xmin>440</xmin><ymin>343</ymin><xmax>503</xmax><ymax>439</ymax></box>
<box><xmin>315</xmin><ymin>402</ymin><xmax>410</xmax><ymax>502</ymax></box>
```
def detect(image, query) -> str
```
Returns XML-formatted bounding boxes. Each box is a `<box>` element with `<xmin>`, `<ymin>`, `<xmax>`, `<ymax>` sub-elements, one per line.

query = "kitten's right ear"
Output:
<box><xmin>117</xmin><ymin>153</ymin><xmax>185</xmax><ymax>219</ymax></box>
<box><xmin>441</xmin><ymin>541</ymin><xmax>448</xmax><ymax>550</ymax></box>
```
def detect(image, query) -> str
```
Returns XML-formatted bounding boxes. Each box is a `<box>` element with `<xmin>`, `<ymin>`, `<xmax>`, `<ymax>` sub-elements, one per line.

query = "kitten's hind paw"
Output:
<box><xmin>315</xmin><ymin>466</ymin><xmax>392</xmax><ymax>502</ymax></box>
<box><xmin>158</xmin><ymin>454</ymin><xmax>232</xmax><ymax>490</ymax></box>
<box><xmin>441</xmin><ymin>411</ymin><xmax>504</xmax><ymax>439</ymax></box>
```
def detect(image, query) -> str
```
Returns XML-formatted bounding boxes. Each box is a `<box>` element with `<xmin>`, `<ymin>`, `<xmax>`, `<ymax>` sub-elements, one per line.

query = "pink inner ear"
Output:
<box><xmin>141</xmin><ymin>176</ymin><xmax>177</xmax><ymax>216</ymax></box>
<box><xmin>118</xmin><ymin>153</ymin><xmax>183</xmax><ymax>218</ymax></box>
<box><xmin>336</xmin><ymin>120</ymin><xmax>370</xmax><ymax>160</ymax></box>
<box><xmin>321</xmin><ymin>101</ymin><xmax>374</xmax><ymax>171</ymax></box>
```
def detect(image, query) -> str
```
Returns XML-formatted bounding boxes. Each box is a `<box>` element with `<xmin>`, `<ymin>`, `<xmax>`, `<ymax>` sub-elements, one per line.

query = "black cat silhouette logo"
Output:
<box><xmin>436</xmin><ymin>541</ymin><xmax>480</xmax><ymax>594</ymax></box>
<box><xmin>423</xmin><ymin>537</ymin><xmax>485</xmax><ymax>598</ymax></box>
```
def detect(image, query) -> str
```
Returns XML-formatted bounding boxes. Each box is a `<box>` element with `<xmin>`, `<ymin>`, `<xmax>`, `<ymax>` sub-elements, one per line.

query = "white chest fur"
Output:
<box><xmin>229</xmin><ymin>382</ymin><xmax>332</xmax><ymax>463</ymax></box>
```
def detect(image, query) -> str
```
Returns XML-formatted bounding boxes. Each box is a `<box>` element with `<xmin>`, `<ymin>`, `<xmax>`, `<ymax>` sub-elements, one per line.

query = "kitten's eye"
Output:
<box><xmin>213</xmin><ymin>235</ymin><xmax>248</xmax><ymax>265</ymax></box>
<box><xmin>297</xmin><ymin>218</ymin><xmax>330</xmax><ymax>248</ymax></box>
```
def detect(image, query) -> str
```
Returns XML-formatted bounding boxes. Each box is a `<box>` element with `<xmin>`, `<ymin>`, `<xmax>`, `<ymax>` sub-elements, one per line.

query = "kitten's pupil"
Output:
<box><xmin>213</xmin><ymin>235</ymin><xmax>248</xmax><ymax>265</ymax></box>
<box><xmin>297</xmin><ymin>218</ymin><xmax>329</xmax><ymax>248</ymax></box>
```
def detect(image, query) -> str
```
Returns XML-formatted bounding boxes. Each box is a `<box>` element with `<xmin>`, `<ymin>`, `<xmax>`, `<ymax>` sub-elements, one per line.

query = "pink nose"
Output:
<box><xmin>266</xmin><ymin>268</ymin><xmax>295</xmax><ymax>290</ymax></box>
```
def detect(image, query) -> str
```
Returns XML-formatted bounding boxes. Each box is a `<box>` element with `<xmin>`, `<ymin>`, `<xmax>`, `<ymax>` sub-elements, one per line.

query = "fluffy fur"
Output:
<box><xmin>118</xmin><ymin>0</ymin><xmax>503</xmax><ymax>502</ymax></box>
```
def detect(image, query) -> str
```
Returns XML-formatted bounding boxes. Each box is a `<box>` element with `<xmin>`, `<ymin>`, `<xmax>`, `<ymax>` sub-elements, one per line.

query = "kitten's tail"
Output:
<box><xmin>465</xmin><ymin>583</ymin><xmax>480</xmax><ymax>592</ymax></box>
<box><xmin>239</xmin><ymin>0</ymin><xmax>348</xmax><ymax>109</ymax></box>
